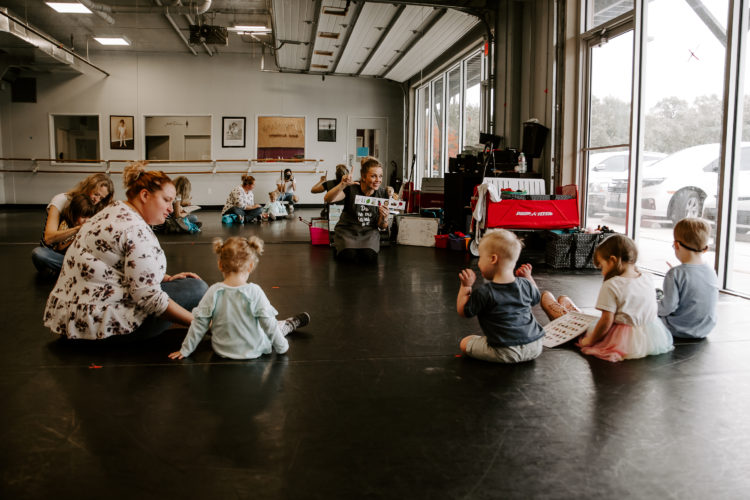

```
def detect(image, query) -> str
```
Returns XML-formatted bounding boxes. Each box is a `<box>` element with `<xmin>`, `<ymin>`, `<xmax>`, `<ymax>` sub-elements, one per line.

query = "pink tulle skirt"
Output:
<box><xmin>577</xmin><ymin>320</ymin><xmax>674</xmax><ymax>362</ymax></box>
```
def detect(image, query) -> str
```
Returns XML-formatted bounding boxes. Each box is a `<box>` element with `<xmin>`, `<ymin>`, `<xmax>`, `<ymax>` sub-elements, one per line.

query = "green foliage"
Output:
<box><xmin>590</xmin><ymin>94</ymin><xmax>750</xmax><ymax>153</ymax></box>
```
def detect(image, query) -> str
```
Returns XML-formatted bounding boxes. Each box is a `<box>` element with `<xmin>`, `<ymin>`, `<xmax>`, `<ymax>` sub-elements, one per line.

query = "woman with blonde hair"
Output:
<box><xmin>324</xmin><ymin>157</ymin><xmax>389</xmax><ymax>263</ymax></box>
<box><xmin>44</xmin><ymin>161</ymin><xmax>208</xmax><ymax>341</ymax></box>
<box><xmin>31</xmin><ymin>172</ymin><xmax>115</xmax><ymax>277</ymax></box>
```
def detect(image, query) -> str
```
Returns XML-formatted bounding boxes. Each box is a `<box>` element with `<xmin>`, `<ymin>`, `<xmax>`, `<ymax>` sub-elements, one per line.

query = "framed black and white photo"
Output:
<box><xmin>317</xmin><ymin>118</ymin><xmax>336</xmax><ymax>142</ymax></box>
<box><xmin>222</xmin><ymin>116</ymin><xmax>246</xmax><ymax>148</ymax></box>
<box><xmin>110</xmin><ymin>115</ymin><xmax>134</xmax><ymax>150</ymax></box>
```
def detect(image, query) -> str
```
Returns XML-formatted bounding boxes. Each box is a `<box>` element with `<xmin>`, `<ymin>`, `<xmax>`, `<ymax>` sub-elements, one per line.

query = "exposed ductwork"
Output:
<box><xmin>77</xmin><ymin>0</ymin><xmax>114</xmax><ymax>25</ymax></box>
<box><xmin>73</xmin><ymin>0</ymin><xmax>214</xmax><ymax>25</ymax></box>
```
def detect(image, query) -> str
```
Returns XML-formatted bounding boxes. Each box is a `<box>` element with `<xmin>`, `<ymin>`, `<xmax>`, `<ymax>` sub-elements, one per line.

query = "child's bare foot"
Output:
<box><xmin>541</xmin><ymin>291</ymin><xmax>568</xmax><ymax>320</ymax></box>
<box><xmin>558</xmin><ymin>295</ymin><xmax>581</xmax><ymax>313</ymax></box>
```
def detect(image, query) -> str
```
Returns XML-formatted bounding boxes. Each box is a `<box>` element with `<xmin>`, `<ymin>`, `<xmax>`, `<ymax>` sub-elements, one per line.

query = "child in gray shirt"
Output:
<box><xmin>658</xmin><ymin>218</ymin><xmax>718</xmax><ymax>339</ymax></box>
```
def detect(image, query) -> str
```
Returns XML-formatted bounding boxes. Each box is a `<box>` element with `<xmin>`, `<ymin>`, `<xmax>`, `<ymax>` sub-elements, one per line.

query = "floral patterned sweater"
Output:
<box><xmin>221</xmin><ymin>185</ymin><xmax>255</xmax><ymax>215</ymax></box>
<box><xmin>44</xmin><ymin>201</ymin><xmax>170</xmax><ymax>339</ymax></box>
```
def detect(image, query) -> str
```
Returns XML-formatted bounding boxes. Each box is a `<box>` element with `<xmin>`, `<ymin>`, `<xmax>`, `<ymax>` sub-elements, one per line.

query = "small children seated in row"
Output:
<box><xmin>169</xmin><ymin>236</ymin><xmax>310</xmax><ymax>360</ymax></box>
<box><xmin>657</xmin><ymin>217</ymin><xmax>718</xmax><ymax>338</ymax></box>
<box><xmin>541</xmin><ymin>234</ymin><xmax>674</xmax><ymax>362</ymax></box>
<box><xmin>456</xmin><ymin>230</ymin><xmax>545</xmax><ymax>363</ymax></box>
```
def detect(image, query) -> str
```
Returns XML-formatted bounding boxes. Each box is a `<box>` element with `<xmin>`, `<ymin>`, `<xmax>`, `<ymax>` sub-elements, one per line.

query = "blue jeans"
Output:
<box><xmin>31</xmin><ymin>246</ymin><xmax>64</xmax><ymax>276</ymax></box>
<box><xmin>225</xmin><ymin>206</ymin><xmax>263</xmax><ymax>223</ymax></box>
<box><xmin>278</xmin><ymin>192</ymin><xmax>295</xmax><ymax>207</ymax></box>
<box><xmin>127</xmin><ymin>277</ymin><xmax>209</xmax><ymax>340</ymax></box>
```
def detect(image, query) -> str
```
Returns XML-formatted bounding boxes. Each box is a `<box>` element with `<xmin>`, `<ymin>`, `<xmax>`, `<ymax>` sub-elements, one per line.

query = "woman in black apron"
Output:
<box><xmin>324</xmin><ymin>157</ymin><xmax>389</xmax><ymax>263</ymax></box>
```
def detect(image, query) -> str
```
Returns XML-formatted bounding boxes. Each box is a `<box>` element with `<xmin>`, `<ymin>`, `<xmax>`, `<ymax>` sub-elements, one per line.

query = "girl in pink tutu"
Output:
<box><xmin>540</xmin><ymin>234</ymin><xmax>673</xmax><ymax>362</ymax></box>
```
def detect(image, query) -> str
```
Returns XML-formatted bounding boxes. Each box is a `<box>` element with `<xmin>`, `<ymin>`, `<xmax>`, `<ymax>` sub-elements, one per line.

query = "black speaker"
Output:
<box><xmin>522</xmin><ymin>122</ymin><xmax>549</xmax><ymax>158</ymax></box>
<box><xmin>444</xmin><ymin>172</ymin><xmax>483</xmax><ymax>232</ymax></box>
<box><xmin>11</xmin><ymin>78</ymin><xmax>36</xmax><ymax>103</ymax></box>
<box><xmin>189</xmin><ymin>25</ymin><xmax>228</xmax><ymax>45</ymax></box>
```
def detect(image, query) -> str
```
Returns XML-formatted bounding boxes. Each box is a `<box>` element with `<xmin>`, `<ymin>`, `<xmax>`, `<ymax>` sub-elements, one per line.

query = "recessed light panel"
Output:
<box><xmin>46</xmin><ymin>2</ymin><xmax>92</xmax><ymax>14</ymax></box>
<box><xmin>94</xmin><ymin>37</ymin><xmax>130</xmax><ymax>46</ymax></box>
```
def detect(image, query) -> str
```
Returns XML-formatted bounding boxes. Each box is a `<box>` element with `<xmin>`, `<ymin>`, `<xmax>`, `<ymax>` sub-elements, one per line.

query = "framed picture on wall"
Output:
<box><xmin>110</xmin><ymin>115</ymin><xmax>134</xmax><ymax>150</ymax></box>
<box><xmin>318</xmin><ymin>118</ymin><xmax>336</xmax><ymax>142</ymax></box>
<box><xmin>222</xmin><ymin>116</ymin><xmax>246</xmax><ymax>148</ymax></box>
<box><xmin>257</xmin><ymin>116</ymin><xmax>305</xmax><ymax>159</ymax></box>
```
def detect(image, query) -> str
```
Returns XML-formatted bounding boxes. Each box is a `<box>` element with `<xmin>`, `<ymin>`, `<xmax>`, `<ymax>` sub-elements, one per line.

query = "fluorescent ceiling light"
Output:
<box><xmin>229</xmin><ymin>25</ymin><xmax>271</xmax><ymax>32</ymax></box>
<box><xmin>46</xmin><ymin>2</ymin><xmax>92</xmax><ymax>13</ymax></box>
<box><xmin>94</xmin><ymin>37</ymin><xmax>130</xmax><ymax>46</ymax></box>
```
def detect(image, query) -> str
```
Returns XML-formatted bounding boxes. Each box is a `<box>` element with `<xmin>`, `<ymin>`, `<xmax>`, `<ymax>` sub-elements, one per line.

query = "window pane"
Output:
<box><xmin>417</xmin><ymin>86</ymin><xmax>430</xmax><ymax>180</ymax></box>
<box><xmin>586</xmin><ymin>32</ymin><xmax>633</xmax><ymax>232</ymax></box>
<box><xmin>463</xmin><ymin>53</ymin><xmax>482</xmax><ymax>147</ymax></box>
<box><xmin>53</xmin><ymin>115</ymin><xmax>100</xmax><ymax>162</ymax></box>
<box><xmin>725</xmin><ymin>28</ymin><xmax>750</xmax><ymax>294</ymax></box>
<box><xmin>431</xmin><ymin>78</ymin><xmax>444</xmax><ymax>177</ymax></box>
<box><xmin>634</xmin><ymin>0</ymin><xmax>727</xmax><ymax>273</ymax></box>
<box><xmin>586</xmin><ymin>0</ymin><xmax>634</xmax><ymax>31</ymax></box>
<box><xmin>446</xmin><ymin>67</ymin><xmax>461</xmax><ymax>163</ymax></box>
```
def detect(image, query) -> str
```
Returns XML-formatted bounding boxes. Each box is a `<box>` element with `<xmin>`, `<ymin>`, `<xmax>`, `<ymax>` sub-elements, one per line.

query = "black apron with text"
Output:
<box><xmin>333</xmin><ymin>184</ymin><xmax>387</xmax><ymax>252</ymax></box>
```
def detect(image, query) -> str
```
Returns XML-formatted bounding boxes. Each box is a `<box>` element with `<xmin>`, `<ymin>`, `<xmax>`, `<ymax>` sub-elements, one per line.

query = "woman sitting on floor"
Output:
<box><xmin>43</xmin><ymin>161</ymin><xmax>208</xmax><ymax>341</ymax></box>
<box><xmin>324</xmin><ymin>156</ymin><xmax>389</xmax><ymax>264</ymax></box>
<box><xmin>222</xmin><ymin>174</ymin><xmax>263</xmax><ymax>224</ymax></box>
<box><xmin>31</xmin><ymin>173</ymin><xmax>114</xmax><ymax>277</ymax></box>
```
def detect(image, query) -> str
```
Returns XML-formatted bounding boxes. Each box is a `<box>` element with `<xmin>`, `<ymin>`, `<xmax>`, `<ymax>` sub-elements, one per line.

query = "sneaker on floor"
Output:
<box><xmin>285</xmin><ymin>312</ymin><xmax>310</xmax><ymax>331</ymax></box>
<box><xmin>288</xmin><ymin>204</ymin><xmax>295</xmax><ymax>214</ymax></box>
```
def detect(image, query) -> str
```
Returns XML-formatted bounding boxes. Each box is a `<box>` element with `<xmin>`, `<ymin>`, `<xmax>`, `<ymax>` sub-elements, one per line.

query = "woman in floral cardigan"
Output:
<box><xmin>44</xmin><ymin>162</ymin><xmax>208</xmax><ymax>341</ymax></box>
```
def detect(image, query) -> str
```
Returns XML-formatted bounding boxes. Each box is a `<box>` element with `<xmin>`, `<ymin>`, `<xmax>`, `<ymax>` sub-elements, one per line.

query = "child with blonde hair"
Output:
<box><xmin>457</xmin><ymin>230</ymin><xmax>545</xmax><ymax>363</ymax></box>
<box><xmin>542</xmin><ymin>234</ymin><xmax>673</xmax><ymax>362</ymax></box>
<box><xmin>658</xmin><ymin>218</ymin><xmax>718</xmax><ymax>338</ymax></box>
<box><xmin>262</xmin><ymin>191</ymin><xmax>288</xmax><ymax>221</ymax></box>
<box><xmin>169</xmin><ymin>236</ymin><xmax>310</xmax><ymax>360</ymax></box>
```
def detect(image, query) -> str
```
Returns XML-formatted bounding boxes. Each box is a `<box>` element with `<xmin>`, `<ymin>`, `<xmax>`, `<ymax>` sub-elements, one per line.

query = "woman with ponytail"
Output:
<box><xmin>44</xmin><ymin>161</ymin><xmax>208</xmax><ymax>341</ymax></box>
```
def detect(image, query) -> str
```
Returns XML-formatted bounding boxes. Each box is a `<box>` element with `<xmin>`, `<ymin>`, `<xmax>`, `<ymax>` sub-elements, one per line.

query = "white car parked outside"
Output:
<box><xmin>703</xmin><ymin>162</ymin><xmax>750</xmax><ymax>231</ymax></box>
<box><xmin>605</xmin><ymin>143</ymin><xmax>750</xmax><ymax>223</ymax></box>
<box><xmin>587</xmin><ymin>151</ymin><xmax>666</xmax><ymax>215</ymax></box>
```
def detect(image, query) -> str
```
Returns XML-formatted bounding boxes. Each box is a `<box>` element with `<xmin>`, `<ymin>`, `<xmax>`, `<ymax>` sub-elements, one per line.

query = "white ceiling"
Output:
<box><xmin>0</xmin><ymin>0</ymin><xmax>485</xmax><ymax>83</ymax></box>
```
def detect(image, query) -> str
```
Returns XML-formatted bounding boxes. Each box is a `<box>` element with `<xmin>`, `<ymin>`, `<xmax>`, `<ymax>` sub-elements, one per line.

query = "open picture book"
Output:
<box><xmin>542</xmin><ymin>311</ymin><xmax>599</xmax><ymax>348</ymax></box>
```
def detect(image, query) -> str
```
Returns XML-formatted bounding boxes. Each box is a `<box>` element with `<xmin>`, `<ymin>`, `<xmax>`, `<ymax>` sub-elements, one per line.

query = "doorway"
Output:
<box><xmin>348</xmin><ymin>117</ymin><xmax>387</xmax><ymax>179</ymax></box>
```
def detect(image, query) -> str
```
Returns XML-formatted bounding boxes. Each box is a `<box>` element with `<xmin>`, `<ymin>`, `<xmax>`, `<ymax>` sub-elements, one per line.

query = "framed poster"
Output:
<box><xmin>110</xmin><ymin>115</ymin><xmax>134</xmax><ymax>150</ymax></box>
<box><xmin>222</xmin><ymin>116</ymin><xmax>246</xmax><ymax>148</ymax></box>
<box><xmin>257</xmin><ymin>116</ymin><xmax>305</xmax><ymax>159</ymax></box>
<box><xmin>318</xmin><ymin>118</ymin><xmax>336</xmax><ymax>142</ymax></box>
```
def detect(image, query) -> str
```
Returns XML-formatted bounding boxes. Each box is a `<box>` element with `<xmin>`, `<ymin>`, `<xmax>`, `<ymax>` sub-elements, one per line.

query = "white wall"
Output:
<box><xmin>0</xmin><ymin>52</ymin><xmax>403</xmax><ymax>205</ymax></box>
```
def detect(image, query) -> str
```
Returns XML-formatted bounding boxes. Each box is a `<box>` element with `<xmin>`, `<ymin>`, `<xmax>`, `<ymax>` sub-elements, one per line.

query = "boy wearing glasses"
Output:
<box><xmin>658</xmin><ymin>217</ymin><xmax>718</xmax><ymax>338</ymax></box>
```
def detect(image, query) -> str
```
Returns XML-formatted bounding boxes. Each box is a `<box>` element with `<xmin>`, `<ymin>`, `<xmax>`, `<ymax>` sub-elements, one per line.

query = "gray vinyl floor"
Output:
<box><xmin>1</xmin><ymin>208</ymin><xmax>749</xmax><ymax>499</ymax></box>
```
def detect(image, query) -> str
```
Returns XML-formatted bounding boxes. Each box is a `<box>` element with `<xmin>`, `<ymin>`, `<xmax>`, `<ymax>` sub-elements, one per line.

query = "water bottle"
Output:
<box><xmin>518</xmin><ymin>152</ymin><xmax>527</xmax><ymax>173</ymax></box>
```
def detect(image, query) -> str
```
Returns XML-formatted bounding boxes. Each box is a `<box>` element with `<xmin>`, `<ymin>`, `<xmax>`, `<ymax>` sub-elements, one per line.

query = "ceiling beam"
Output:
<box><xmin>380</xmin><ymin>7</ymin><xmax>446</xmax><ymax>78</ymax></box>
<box><xmin>305</xmin><ymin>0</ymin><xmax>323</xmax><ymax>72</ymax></box>
<box><xmin>330</xmin><ymin>0</ymin><xmax>364</xmax><ymax>74</ymax></box>
<box><xmin>154</xmin><ymin>0</ymin><xmax>198</xmax><ymax>56</ymax></box>
<box><xmin>359</xmin><ymin>0</ymin><xmax>489</xmax><ymax>15</ymax></box>
<box><xmin>355</xmin><ymin>4</ymin><xmax>405</xmax><ymax>76</ymax></box>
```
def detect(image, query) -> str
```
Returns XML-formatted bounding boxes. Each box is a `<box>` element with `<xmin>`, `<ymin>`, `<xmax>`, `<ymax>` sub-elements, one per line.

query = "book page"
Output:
<box><xmin>542</xmin><ymin>311</ymin><xmax>599</xmax><ymax>348</ymax></box>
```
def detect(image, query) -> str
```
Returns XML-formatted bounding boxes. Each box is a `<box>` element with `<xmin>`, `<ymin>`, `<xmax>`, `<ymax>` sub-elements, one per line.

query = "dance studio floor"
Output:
<box><xmin>1</xmin><ymin>208</ymin><xmax>749</xmax><ymax>499</ymax></box>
